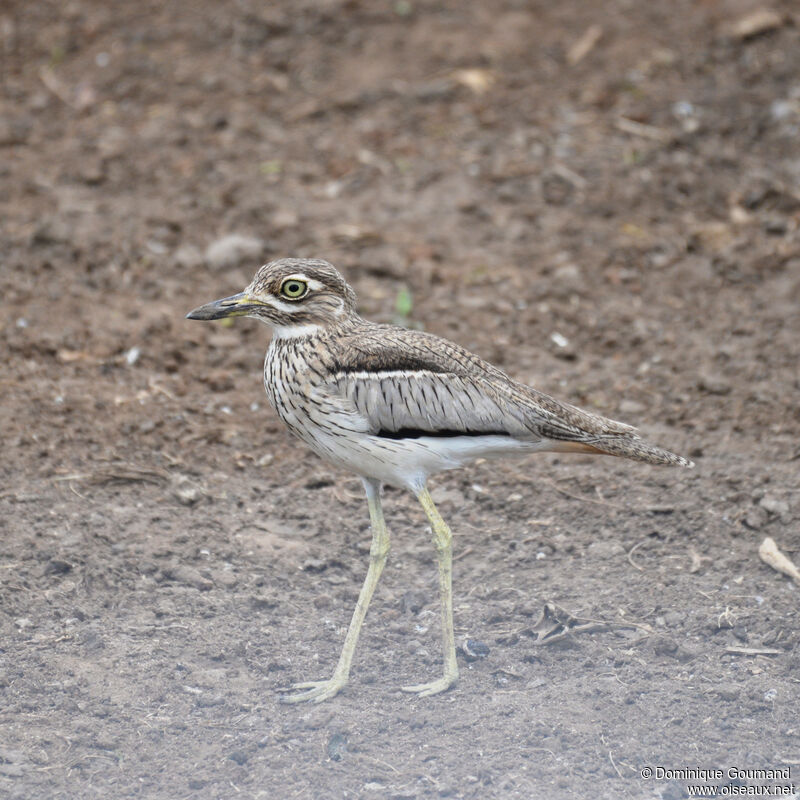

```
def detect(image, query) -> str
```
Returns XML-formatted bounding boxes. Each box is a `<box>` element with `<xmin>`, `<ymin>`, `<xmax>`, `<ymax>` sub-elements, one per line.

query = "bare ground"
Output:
<box><xmin>1</xmin><ymin>1</ymin><xmax>799</xmax><ymax>798</ymax></box>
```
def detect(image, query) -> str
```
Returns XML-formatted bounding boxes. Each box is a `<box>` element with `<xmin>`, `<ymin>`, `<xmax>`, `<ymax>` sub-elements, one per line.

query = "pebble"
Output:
<box><xmin>125</xmin><ymin>346</ymin><xmax>141</xmax><ymax>366</ymax></box>
<box><xmin>697</xmin><ymin>374</ymin><xmax>731</xmax><ymax>395</ymax></box>
<box><xmin>228</xmin><ymin>748</ymin><xmax>249</xmax><ymax>765</ymax></box>
<box><xmin>399</xmin><ymin>590</ymin><xmax>426</xmax><ymax>614</ymax></box>
<box><xmin>205</xmin><ymin>234</ymin><xmax>264</xmax><ymax>270</ymax></box>
<box><xmin>651</xmin><ymin>635</ymin><xmax>678</xmax><ymax>657</ymax></box>
<box><xmin>759</xmin><ymin>494</ymin><xmax>790</xmax><ymax>519</ymax></box>
<box><xmin>551</xmin><ymin>262</ymin><xmax>583</xmax><ymax>292</ymax></box>
<box><xmin>326</xmin><ymin>732</ymin><xmax>348</xmax><ymax>761</ymax></box>
<box><xmin>160</xmin><ymin>564</ymin><xmax>213</xmax><ymax>591</ymax></box>
<box><xmin>44</xmin><ymin>558</ymin><xmax>73</xmax><ymax>575</ymax></box>
<box><xmin>171</xmin><ymin>476</ymin><xmax>203</xmax><ymax>506</ymax></box>
<box><xmin>587</xmin><ymin>539</ymin><xmax>625</xmax><ymax>559</ymax></box>
<box><xmin>213</xmin><ymin>569</ymin><xmax>238</xmax><ymax>589</ymax></box>
<box><xmin>461</xmin><ymin>639</ymin><xmax>490</xmax><ymax>662</ymax></box>
<box><xmin>714</xmin><ymin>683</ymin><xmax>740</xmax><ymax>702</ymax></box>
<box><xmin>743</xmin><ymin>506</ymin><xmax>768</xmax><ymax>531</ymax></box>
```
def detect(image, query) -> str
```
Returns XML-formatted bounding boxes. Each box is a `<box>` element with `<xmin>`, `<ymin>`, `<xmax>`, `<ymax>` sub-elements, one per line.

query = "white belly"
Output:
<box><xmin>305</xmin><ymin>430</ymin><xmax>546</xmax><ymax>491</ymax></box>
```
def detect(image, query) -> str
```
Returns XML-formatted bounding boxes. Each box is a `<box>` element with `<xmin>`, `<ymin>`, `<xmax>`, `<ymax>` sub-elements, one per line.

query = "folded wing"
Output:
<box><xmin>323</xmin><ymin>325</ymin><xmax>638</xmax><ymax>444</ymax></box>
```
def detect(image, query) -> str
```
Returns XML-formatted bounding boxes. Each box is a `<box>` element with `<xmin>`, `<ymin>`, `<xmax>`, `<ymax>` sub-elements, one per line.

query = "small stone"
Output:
<box><xmin>326</xmin><ymin>732</ymin><xmax>348</xmax><ymax>762</ymax></box>
<box><xmin>301</xmin><ymin>558</ymin><xmax>329</xmax><ymax>573</ymax></box>
<box><xmin>731</xmin><ymin>624</ymin><xmax>748</xmax><ymax>643</ymax></box>
<box><xmin>714</xmin><ymin>683</ymin><xmax>740</xmax><ymax>701</ymax></box>
<box><xmin>697</xmin><ymin>374</ymin><xmax>731</xmax><ymax>395</ymax></box>
<box><xmin>399</xmin><ymin>591</ymin><xmax>426</xmax><ymax>615</ymax></box>
<box><xmin>44</xmin><ymin>559</ymin><xmax>73</xmax><ymax>575</ymax></box>
<box><xmin>214</xmin><ymin>570</ymin><xmax>238</xmax><ymax>589</ymax></box>
<box><xmin>551</xmin><ymin>262</ymin><xmax>583</xmax><ymax>292</ymax></box>
<box><xmin>161</xmin><ymin>564</ymin><xmax>213</xmax><ymax>591</ymax></box>
<box><xmin>764</xmin><ymin>217</ymin><xmax>787</xmax><ymax>235</ymax></box>
<box><xmin>171</xmin><ymin>475</ymin><xmax>203</xmax><ymax>506</ymax></box>
<box><xmin>651</xmin><ymin>635</ymin><xmax>679</xmax><ymax>657</ymax></box>
<box><xmin>313</xmin><ymin>594</ymin><xmax>332</xmax><ymax>609</ymax></box>
<box><xmin>228</xmin><ymin>749</ymin><xmax>249</xmax><ymax>765</ymax></box>
<box><xmin>674</xmin><ymin>643</ymin><xmax>700</xmax><ymax>663</ymax></box>
<box><xmin>204</xmin><ymin>371</ymin><xmax>234</xmax><ymax>392</ymax></box>
<box><xmin>461</xmin><ymin>639</ymin><xmax>490</xmax><ymax>662</ymax></box>
<box><xmin>80</xmin><ymin>160</ymin><xmax>105</xmax><ymax>185</ymax></box>
<box><xmin>587</xmin><ymin>539</ymin><xmax>625</xmax><ymax>559</ymax></box>
<box><xmin>250</xmin><ymin>592</ymin><xmax>279</xmax><ymax>610</ymax></box>
<box><xmin>92</xmin><ymin>734</ymin><xmax>119</xmax><ymax>751</ymax></box>
<box><xmin>125</xmin><ymin>346</ymin><xmax>141</xmax><ymax>366</ymax></box>
<box><xmin>662</xmin><ymin>611</ymin><xmax>684</xmax><ymax>627</ymax></box>
<box><xmin>759</xmin><ymin>494</ymin><xmax>789</xmax><ymax>518</ymax></box>
<box><xmin>205</xmin><ymin>234</ymin><xmax>264</xmax><ymax>270</ymax></box>
<box><xmin>195</xmin><ymin>693</ymin><xmax>225</xmax><ymax>708</ymax></box>
<box><xmin>743</xmin><ymin>506</ymin><xmax>768</xmax><ymax>531</ymax></box>
<box><xmin>730</xmin><ymin>9</ymin><xmax>783</xmax><ymax>40</ymax></box>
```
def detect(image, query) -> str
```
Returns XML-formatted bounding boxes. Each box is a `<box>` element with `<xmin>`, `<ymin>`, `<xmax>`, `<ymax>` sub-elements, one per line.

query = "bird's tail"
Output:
<box><xmin>553</xmin><ymin>436</ymin><xmax>694</xmax><ymax>468</ymax></box>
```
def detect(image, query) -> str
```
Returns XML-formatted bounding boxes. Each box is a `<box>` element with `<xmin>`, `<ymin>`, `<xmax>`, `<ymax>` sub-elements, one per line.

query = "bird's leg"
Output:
<box><xmin>402</xmin><ymin>486</ymin><xmax>459</xmax><ymax>697</ymax></box>
<box><xmin>279</xmin><ymin>478</ymin><xmax>389</xmax><ymax>703</ymax></box>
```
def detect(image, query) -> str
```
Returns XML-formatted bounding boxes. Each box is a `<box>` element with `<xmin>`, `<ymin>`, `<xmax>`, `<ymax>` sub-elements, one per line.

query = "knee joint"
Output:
<box><xmin>369</xmin><ymin>541</ymin><xmax>389</xmax><ymax>562</ymax></box>
<box><xmin>432</xmin><ymin>523</ymin><xmax>452</xmax><ymax>553</ymax></box>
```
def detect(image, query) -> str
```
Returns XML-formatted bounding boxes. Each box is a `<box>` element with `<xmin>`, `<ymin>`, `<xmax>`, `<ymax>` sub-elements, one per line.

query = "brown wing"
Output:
<box><xmin>325</xmin><ymin>324</ymin><xmax>638</xmax><ymax>443</ymax></box>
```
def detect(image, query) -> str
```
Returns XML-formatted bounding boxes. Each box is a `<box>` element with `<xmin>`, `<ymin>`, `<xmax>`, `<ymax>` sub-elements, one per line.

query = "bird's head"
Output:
<box><xmin>186</xmin><ymin>258</ymin><xmax>357</xmax><ymax>337</ymax></box>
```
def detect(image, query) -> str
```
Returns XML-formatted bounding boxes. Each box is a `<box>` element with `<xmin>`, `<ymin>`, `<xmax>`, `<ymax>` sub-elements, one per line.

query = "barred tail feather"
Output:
<box><xmin>588</xmin><ymin>436</ymin><xmax>694</xmax><ymax>467</ymax></box>
<box><xmin>550</xmin><ymin>436</ymin><xmax>694</xmax><ymax>467</ymax></box>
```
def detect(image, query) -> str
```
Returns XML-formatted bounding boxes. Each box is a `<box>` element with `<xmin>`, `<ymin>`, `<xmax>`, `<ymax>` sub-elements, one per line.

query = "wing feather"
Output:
<box><xmin>320</xmin><ymin>324</ymin><xmax>637</xmax><ymax>443</ymax></box>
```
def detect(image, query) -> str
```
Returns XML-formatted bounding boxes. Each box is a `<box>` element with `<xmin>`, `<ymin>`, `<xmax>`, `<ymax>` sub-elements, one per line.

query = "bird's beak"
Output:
<box><xmin>185</xmin><ymin>292</ymin><xmax>264</xmax><ymax>321</ymax></box>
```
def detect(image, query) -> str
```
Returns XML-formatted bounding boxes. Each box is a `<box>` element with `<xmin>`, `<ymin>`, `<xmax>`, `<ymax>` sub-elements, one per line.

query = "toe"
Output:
<box><xmin>277</xmin><ymin>679</ymin><xmax>346</xmax><ymax>704</ymax></box>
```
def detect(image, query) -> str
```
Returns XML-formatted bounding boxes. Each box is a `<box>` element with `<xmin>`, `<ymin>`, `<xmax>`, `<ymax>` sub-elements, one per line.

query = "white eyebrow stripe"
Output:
<box><xmin>285</xmin><ymin>273</ymin><xmax>326</xmax><ymax>291</ymax></box>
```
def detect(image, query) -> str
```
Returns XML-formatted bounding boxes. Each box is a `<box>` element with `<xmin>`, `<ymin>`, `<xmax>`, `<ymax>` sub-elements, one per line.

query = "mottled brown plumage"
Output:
<box><xmin>187</xmin><ymin>257</ymin><xmax>692</xmax><ymax>703</ymax></box>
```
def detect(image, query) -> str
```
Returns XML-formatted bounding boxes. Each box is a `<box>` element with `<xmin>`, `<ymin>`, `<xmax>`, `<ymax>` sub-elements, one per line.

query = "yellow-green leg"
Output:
<box><xmin>401</xmin><ymin>486</ymin><xmax>459</xmax><ymax>697</ymax></box>
<box><xmin>279</xmin><ymin>478</ymin><xmax>389</xmax><ymax>703</ymax></box>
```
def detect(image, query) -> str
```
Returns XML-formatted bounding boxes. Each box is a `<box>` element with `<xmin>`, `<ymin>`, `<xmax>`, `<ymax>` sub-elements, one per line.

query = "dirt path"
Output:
<box><xmin>1</xmin><ymin>2</ymin><xmax>798</xmax><ymax>798</ymax></box>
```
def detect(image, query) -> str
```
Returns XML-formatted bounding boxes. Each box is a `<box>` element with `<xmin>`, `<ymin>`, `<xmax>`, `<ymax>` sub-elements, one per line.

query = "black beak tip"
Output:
<box><xmin>185</xmin><ymin>303</ymin><xmax>219</xmax><ymax>321</ymax></box>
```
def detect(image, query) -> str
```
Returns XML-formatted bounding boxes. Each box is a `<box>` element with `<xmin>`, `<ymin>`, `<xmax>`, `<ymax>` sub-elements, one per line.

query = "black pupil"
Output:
<box><xmin>286</xmin><ymin>282</ymin><xmax>302</xmax><ymax>296</ymax></box>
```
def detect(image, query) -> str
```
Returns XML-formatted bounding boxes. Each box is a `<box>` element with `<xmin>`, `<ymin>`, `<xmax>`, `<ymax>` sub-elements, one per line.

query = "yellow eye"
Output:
<box><xmin>280</xmin><ymin>278</ymin><xmax>308</xmax><ymax>300</ymax></box>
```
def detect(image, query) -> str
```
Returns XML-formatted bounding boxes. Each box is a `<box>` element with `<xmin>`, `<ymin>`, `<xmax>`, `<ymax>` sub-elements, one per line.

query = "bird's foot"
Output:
<box><xmin>400</xmin><ymin>673</ymin><xmax>457</xmax><ymax>698</ymax></box>
<box><xmin>278</xmin><ymin>677</ymin><xmax>347</xmax><ymax>704</ymax></box>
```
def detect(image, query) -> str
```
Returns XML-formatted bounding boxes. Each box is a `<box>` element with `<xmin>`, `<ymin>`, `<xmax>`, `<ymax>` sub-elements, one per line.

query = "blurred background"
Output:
<box><xmin>1</xmin><ymin>1</ymin><xmax>798</xmax><ymax>798</ymax></box>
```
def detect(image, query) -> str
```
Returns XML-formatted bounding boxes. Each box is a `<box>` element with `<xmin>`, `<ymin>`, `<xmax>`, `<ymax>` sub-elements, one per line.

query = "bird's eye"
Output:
<box><xmin>280</xmin><ymin>279</ymin><xmax>308</xmax><ymax>300</ymax></box>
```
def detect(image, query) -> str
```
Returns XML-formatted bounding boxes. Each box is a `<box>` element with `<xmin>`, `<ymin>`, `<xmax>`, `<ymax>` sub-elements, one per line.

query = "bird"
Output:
<box><xmin>186</xmin><ymin>257</ymin><xmax>692</xmax><ymax>703</ymax></box>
